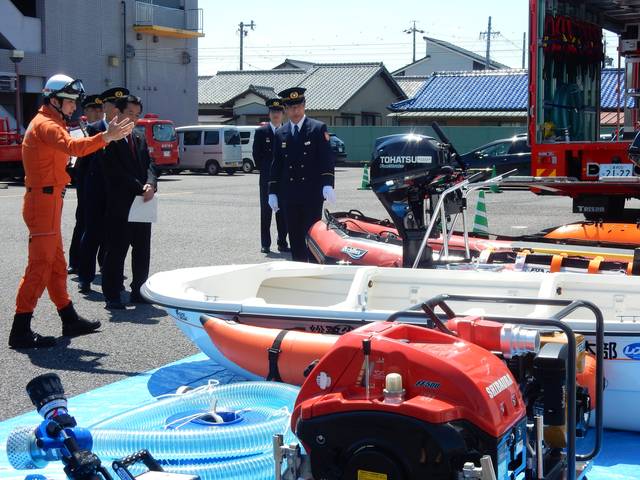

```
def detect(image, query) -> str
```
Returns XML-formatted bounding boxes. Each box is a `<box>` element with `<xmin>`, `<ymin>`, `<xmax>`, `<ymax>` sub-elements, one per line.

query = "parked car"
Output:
<box><xmin>329</xmin><ymin>133</ymin><xmax>346</xmax><ymax>158</ymax></box>
<box><xmin>237</xmin><ymin>126</ymin><xmax>259</xmax><ymax>173</ymax></box>
<box><xmin>459</xmin><ymin>134</ymin><xmax>530</xmax><ymax>175</ymax></box>
<box><xmin>175</xmin><ymin>125</ymin><xmax>242</xmax><ymax>175</ymax></box>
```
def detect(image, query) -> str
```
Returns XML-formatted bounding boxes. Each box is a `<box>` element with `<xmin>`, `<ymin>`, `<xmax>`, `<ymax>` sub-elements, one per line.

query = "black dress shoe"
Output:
<box><xmin>78</xmin><ymin>282</ymin><xmax>91</xmax><ymax>294</ymax></box>
<box><xmin>129</xmin><ymin>293</ymin><xmax>149</xmax><ymax>304</ymax></box>
<box><xmin>67</xmin><ymin>266</ymin><xmax>78</xmax><ymax>275</ymax></box>
<box><xmin>105</xmin><ymin>300</ymin><xmax>126</xmax><ymax>310</ymax></box>
<box><xmin>260</xmin><ymin>247</ymin><xmax>270</xmax><ymax>253</ymax></box>
<box><xmin>277</xmin><ymin>244</ymin><xmax>291</xmax><ymax>252</ymax></box>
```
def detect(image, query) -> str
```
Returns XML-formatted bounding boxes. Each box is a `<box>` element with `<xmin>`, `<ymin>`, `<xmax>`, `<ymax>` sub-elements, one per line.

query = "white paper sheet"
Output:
<box><xmin>128</xmin><ymin>195</ymin><xmax>158</xmax><ymax>223</ymax></box>
<box><xmin>68</xmin><ymin>128</ymin><xmax>86</xmax><ymax>167</ymax></box>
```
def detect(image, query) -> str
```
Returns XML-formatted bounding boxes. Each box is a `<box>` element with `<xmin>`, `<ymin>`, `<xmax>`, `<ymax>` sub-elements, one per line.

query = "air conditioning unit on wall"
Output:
<box><xmin>621</xmin><ymin>23</ymin><xmax>640</xmax><ymax>54</ymax></box>
<box><xmin>0</xmin><ymin>73</ymin><xmax>17</xmax><ymax>92</ymax></box>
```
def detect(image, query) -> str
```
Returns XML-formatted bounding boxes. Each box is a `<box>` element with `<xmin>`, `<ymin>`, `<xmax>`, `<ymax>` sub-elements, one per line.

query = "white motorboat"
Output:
<box><xmin>142</xmin><ymin>261</ymin><xmax>640</xmax><ymax>431</ymax></box>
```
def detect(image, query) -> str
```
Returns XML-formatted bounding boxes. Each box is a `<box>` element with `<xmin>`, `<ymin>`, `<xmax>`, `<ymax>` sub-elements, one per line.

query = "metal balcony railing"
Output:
<box><xmin>134</xmin><ymin>1</ymin><xmax>203</xmax><ymax>34</ymax></box>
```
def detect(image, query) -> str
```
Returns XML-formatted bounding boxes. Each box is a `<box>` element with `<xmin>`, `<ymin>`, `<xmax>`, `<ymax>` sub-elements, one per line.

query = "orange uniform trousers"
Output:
<box><xmin>15</xmin><ymin>187</ymin><xmax>69</xmax><ymax>313</ymax></box>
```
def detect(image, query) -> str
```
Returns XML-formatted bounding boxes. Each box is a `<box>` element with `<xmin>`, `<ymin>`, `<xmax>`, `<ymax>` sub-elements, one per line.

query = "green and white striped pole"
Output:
<box><xmin>473</xmin><ymin>190</ymin><xmax>490</xmax><ymax>235</ymax></box>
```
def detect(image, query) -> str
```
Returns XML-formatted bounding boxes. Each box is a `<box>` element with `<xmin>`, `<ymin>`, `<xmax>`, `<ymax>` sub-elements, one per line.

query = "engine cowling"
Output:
<box><xmin>291</xmin><ymin>321</ymin><xmax>527</xmax><ymax>480</ymax></box>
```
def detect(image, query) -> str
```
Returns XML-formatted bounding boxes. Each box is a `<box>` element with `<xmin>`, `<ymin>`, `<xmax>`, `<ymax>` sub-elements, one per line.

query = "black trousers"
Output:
<box><xmin>259</xmin><ymin>182</ymin><xmax>287</xmax><ymax>249</ymax></box>
<box><xmin>282</xmin><ymin>200</ymin><xmax>323</xmax><ymax>262</ymax></box>
<box><xmin>68</xmin><ymin>176</ymin><xmax>86</xmax><ymax>269</ymax></box>
<box><xmin>78</xmin><ymin>174</ymin><xmax>106</xmax><ymax>283</ymax></box>
<box><xmin>102</xmin><ymin>219</ymin><xmax>151</xmax><ymax>301</ymax></box>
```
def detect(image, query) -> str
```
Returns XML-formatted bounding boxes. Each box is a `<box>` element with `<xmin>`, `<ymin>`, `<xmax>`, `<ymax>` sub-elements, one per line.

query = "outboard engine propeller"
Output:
<box><xmin>369</xmin><ymin>130</ymin><xmax>462</xmax><ymax>267</ymax></box>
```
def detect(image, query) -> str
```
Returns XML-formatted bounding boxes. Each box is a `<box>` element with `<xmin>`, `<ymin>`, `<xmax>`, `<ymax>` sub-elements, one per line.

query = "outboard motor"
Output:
<box><xmin>369</xmin><ymin>133</ymin><xmax>461</xmax><ymax>267</ymax></box>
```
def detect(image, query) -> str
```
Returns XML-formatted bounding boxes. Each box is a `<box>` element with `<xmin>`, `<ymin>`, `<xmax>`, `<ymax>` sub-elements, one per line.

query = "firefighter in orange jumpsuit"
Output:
<box><xmin>8</xmin><ymin>74</ymin><xmax>135</xmax><ymax>349</ymax></box>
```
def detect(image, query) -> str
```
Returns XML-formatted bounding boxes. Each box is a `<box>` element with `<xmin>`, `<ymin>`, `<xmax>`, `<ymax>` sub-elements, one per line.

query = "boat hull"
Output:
<box><xmin>143</xmin><ymin>261</ymin><xmax>640</xmax><ymax>431</ymax></box>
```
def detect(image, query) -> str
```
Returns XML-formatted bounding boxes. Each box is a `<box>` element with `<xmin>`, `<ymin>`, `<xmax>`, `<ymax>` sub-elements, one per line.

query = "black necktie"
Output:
<box><xmin>127</xmin><ymin>135</ymin><xmax>136</xmax><ymax>159</ymax></box>
<box><xmin>128</xmin><ymin>135</ymin><xmax>143</xmax><ymax>174</ymax></box>
<box><xmin>293</xmin><ymin>124</ymin><xmax>299</xmax><ymax>139</ymax></box>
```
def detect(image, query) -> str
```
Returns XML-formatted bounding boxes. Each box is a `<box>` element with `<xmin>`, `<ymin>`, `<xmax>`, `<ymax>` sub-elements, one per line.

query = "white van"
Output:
<box><xmin>175</xmin><ymin>125</ymin><xmax>242</xmax><ymax>175</ymax></box>
<box><xmin>237</xmin><ymin>126</ymin><xmax>259</xmax><ymax>173</ymax></box>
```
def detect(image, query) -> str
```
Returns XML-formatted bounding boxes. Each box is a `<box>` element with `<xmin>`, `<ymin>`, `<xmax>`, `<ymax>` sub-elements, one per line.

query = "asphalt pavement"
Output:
<box><xmin>0</xmin><ymin>167</ymin><xmax>589</xmax><ymax>419</ymax></box>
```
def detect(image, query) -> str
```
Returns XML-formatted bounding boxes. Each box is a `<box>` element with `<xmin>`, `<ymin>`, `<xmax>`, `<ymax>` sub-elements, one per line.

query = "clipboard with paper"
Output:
<box><xmin>128</xmin><ymin>195</ymin><xmax>158</xmax><ymax>223</ymax></box>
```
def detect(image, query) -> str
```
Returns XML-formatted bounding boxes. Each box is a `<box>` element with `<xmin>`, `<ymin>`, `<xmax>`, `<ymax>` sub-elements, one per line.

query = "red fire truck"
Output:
<box><xmin>0</xmin><ymin>117</ymin><xmax>23</xmax><ymax>180</ymax></box>
<box><xmin>134</xmin><ymin>113</ymin><xmax>179</xmax><ymax>173</ymax></box>
<box><xmin>529</xmin><ymin>0</ymin><xmax>640</xmax><ymax>218</ymax></box>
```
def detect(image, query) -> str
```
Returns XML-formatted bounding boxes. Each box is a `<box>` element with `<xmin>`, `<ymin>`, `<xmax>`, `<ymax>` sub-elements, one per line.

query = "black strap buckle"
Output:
<box><xmin>266</xmin><ymin>330</ymin><xmax>289</xmax><ymax>382</ymax></box>
<box><xmin>268</xmin><ymin>346</ymin><xmax>282</xmax><ymax>356</ymax></box>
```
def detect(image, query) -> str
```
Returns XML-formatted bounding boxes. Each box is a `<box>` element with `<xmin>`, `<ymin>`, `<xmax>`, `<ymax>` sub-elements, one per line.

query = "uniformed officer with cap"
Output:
<box><xmin>77</xmin><ymin>87</ymin><xmax>129</xmax><ymax>294</ymax></box>
<box><xmin>268</xmin><ymin>87</ymin><xmax>336</xmax><ymax>262</ymax></box>
<box><xmin>68</xmin><ymin>94</ymin><xmax>104</xmax><ymax>274</ymax></box>
<box><xmin>253</xmin><ymin>98</ymin><xmax>289</xmax><ymax>254</ymax></box>
<box><xmin>82</xmin><ymin>95</ymin><xmax>104</xmax><ymax>123</ymax></box>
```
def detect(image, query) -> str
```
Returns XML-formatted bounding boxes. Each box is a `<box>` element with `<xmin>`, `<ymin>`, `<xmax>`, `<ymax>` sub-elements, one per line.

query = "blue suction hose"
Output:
<box><xmin>88</xmin><ymin>382</ymin><xmax>300</xmax><ymax>479</ymax></box>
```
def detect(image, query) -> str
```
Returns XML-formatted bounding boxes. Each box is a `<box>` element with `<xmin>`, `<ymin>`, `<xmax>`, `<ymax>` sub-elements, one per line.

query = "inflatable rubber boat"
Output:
<box><xmin>306</xmin><ymin>133</ymin><xmax>640</xmax><ymax>270</ymax></box>
<box><xmin>309</xmin><ymin>210</ymin><xmax>640</xmax><ymax>271</ymax></box>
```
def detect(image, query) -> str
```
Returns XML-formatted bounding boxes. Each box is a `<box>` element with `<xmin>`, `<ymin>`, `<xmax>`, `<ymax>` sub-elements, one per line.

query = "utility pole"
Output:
<box><xmin>404</xmin><ymin>21</ymin><xmax>425</xmax><ymax>63</ymax></box>
<box><xmin>238</xmin><ymin>20</ymin><xmax>256</xmax><ymax>71</ymax></box>
<box><xmin>479</xmin><ymin>16</ymin><xmax>500</xmax><ymax>69</ymax></box>
<box><xmin>522</xmin><ymin>32</ymin><xmax>526</xmax><ymax>69</ymax></box>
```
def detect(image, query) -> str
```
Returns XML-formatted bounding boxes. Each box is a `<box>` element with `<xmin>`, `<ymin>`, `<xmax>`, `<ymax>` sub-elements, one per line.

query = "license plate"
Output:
<box><xmin>163</xmin><ymin>151</ymin><xmax>170</xmax><ymax>157</ymax></box>
<box><xmin>599</xmin><ymin>163</ymin><xmax>633</xmax><ymax>179</ymax></box>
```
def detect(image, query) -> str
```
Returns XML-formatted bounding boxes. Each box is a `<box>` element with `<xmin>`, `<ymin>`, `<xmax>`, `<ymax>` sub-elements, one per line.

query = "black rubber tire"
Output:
<box><xmin>205</xmin><ymin>160</ymin><xmax>220</xmax><ymax>176</ymax></box>
<box><xmin>242</xmin><ymin>159</ymin><xmax>254</xmax><ymax>174</ymax></box>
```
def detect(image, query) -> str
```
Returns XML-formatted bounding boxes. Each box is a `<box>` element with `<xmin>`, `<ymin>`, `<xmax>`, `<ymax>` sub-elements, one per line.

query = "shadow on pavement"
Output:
<box><xmin>17</xmin><ymin>336</ymin><xmax>137</xmax><ymax>376</ymax></box>
<box><xmin>106</xmin><ymin>304</ymin><xmax>166</xmax><ymax>324</ymax></box>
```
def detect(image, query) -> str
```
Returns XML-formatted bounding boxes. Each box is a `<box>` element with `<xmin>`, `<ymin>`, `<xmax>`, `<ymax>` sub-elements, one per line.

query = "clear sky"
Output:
<box><xmin>197</xmin><ymin>0</ymin><xmax>619</xmax><ymax>75</ymax></box>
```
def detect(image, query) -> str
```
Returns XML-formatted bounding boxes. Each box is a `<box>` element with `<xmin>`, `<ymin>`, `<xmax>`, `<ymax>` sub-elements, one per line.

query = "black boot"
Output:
<box><xmin>8</xmin><ymin>312</ymin><xmax>56</xmax><ymax>349</ymax></box>
<box><xmin>59</xmin><ymin>302</ymin><xmax>101</xmax><ymax>337</ymax></box>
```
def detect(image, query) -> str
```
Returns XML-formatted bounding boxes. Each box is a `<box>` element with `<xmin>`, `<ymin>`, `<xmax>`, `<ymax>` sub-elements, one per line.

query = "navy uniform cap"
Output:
<box><xmin>266</xmin><ymin>98</ymin><xmax>285</xmax><ymax>111</ymax></box>
<box><xmin>100</xmin><ymin>87</ymin><xmax>130</xmax><ymax>103</ymax></box>
<box><xmin>278</xmin><ymin>87</ymin><xmax>306</xmax><ymax>105</ymax></box>
<box><xmin>81</xmin><ymin>94</ymin><xmax>103</xmax><ymax>109</ymax></box>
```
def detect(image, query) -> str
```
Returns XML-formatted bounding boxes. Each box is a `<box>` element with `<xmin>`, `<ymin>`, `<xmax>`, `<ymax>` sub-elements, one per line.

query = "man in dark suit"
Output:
<box><xmin>77</xmin><ymin>87</ymin><xmax>129</xmax><ymax>294</ymax></box>
<box><xmin>68</xmin><ymin>94</ymin><xmax>103</xmax><ymax>275</ymax></box>
<box><xmin>253</xmin><ymin>98</ymin><xmax>289</xmax><ymax>254</ymax></box>
<box><xmin>102</xmin><ymin>94</ymin><xmax>158</xmax><ymax>309</ymax></box>
<box><xmin>269</xmin><ymin>87</ymin><xmax>336</xmax><ymax>262</ymax></box>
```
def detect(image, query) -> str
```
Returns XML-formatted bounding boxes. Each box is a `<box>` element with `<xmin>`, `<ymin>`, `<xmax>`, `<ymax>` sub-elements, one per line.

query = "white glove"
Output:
<box><xmin>322</xmin><ymin>185</ymin><xmax>336</xmax><ymax>205</ymax></box>
<box><xmin>268</xmin><ymin>194</ymin><xmax>279</xmax><ymax>212</ymax></box>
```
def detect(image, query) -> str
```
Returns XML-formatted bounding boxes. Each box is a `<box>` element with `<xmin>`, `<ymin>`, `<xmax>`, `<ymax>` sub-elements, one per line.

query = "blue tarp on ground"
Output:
<box><xmin>0</xmin><ymin>353</ymin><xmax>638</xmax><ymax>479</ymax></box>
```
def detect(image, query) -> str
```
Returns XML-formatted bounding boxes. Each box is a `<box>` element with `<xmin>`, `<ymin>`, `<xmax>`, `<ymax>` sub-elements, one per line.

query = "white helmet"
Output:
<box><xmin>42</xmin><ymin>74</ymin><xmax>85</xmax><ymax>101</ymax></box>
